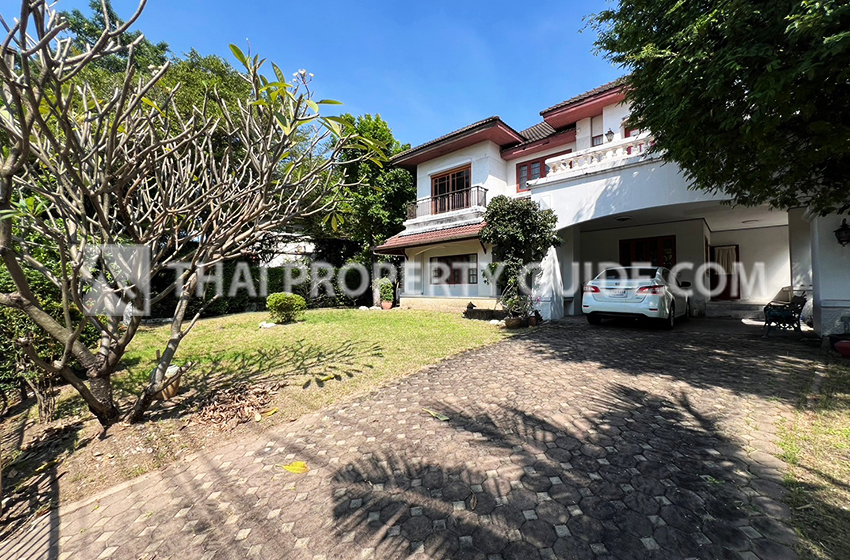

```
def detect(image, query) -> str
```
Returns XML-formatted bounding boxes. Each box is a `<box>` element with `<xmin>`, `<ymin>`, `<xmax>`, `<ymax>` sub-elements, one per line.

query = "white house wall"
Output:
<box><xmin>415</xmin><ymin>141</ymin><xmax>509</xmax><ymax>200</ymax></box>
<box><xmin>532</xmin><ymin>160</ymin><xmax>728</xmax><ymax>230</ymax></box>
<box><xmin>788</xmin><ymin>208</ymin><xmax>813</xmax><ymax>291</ymax></box>
<box><xmin>603</xmin><ymin>102</ymin><xmax>632</xmax><ymax>142</ymax></box>
<box><xmin>402</xmin><ymin>239</ymin><xmax>494</xmax><ymax>299</ymax></box>
<box><xmin>506</xmin><ymin>142</ymin><xmax>578</xmax><ymax>193</ymax></box>
<box><xmin>710</xmin><ymin>226</ymin><xmax>791</xmax><ymax>301</ymax></box>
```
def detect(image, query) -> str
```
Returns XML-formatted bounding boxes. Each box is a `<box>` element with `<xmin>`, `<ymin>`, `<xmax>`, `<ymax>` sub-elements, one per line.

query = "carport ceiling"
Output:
<box><xmin>580</xmin><ymin>202</ymin><xmax>789</xmax><ymax>233</ymax></box>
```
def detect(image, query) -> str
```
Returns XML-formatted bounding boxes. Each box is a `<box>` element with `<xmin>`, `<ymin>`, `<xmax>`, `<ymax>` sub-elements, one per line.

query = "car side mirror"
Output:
<box><xmin>680</xmin><ymin>281</ymin><xmax>691</xmax><ymax>288</ymax></box>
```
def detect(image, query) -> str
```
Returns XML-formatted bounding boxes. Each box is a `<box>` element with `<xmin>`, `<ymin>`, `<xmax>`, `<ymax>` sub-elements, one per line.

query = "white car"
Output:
<box><xmin>582</xmin><ymin>267</ymin><xmax>691</xmax><ymax>329</ymax></box>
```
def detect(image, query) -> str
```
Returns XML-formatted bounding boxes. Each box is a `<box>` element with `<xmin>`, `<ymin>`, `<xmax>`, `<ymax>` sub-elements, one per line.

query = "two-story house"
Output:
<box><xmin>375</xmin><ymin>81</ymin><xmax>850</xmax><ymax>336</ymax></box>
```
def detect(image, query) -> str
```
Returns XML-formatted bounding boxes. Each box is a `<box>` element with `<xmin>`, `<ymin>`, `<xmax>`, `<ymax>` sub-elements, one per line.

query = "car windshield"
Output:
<box><xmin>598</xmin><ymin>268</ymin><xmax>658</xmax><ymax>280</ymax></box>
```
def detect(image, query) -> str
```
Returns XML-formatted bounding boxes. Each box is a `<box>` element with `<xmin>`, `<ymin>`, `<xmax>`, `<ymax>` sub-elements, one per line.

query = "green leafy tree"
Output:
<box><xmin>308</xmin><ymin>114</ymin><xmax>414</xmax><ymax>301</ymax></box>
<box><xmin>591</xmin><ymin>0</ymin><xmax>850</xmax><ymax>214</ymax></box>
<box><xmin>321</xmin><ymin>114</ymin><xmax>414</xmax><ymax>259</ymax></box>
<box><xmin>158</xmin><ymin>50</ymin><xmax>251</xmax><ymax>118</ymax></box>
<box><xmin>480</xmin><ymin>196</ymin><xmax>559</xmax><ymax>315</ymax></box>
<box><xmin>63</xmin><ymin>0</ymin><xmax>168</xmax><ymax>73</ymax></box>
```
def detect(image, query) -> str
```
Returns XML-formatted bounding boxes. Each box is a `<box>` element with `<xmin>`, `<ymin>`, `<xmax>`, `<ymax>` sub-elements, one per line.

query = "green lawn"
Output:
<box><xmin>115</xmin><ymin>309</ymin><xmax>506</xmax><ymax>410</ymax></box>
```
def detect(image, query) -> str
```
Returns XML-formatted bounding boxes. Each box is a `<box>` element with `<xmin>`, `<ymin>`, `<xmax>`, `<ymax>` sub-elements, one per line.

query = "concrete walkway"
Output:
<box><xmin>1</xmin><ymin>318</ymin><xmax>815</xmax><ymax>560</ymax></box>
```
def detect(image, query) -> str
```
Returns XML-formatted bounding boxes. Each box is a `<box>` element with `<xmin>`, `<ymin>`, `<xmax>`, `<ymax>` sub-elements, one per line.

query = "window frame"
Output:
<box><xmin>430</xmin><ymin>165</ymin><xmax>471</xmax><ymax>198</ymax></box>
<box><xmin>618</xmin><ymin>235</ymin><xmax>677</xmax><ymax>269</ymax></box>
<box><xmin>429</xmin><ymin>254</ymin><xmax>479</xmax><ymax>285</ymax></box>
<box><xmin>516</xmin><ymin>150</ymin><xmax>571</xmax><ymax>192</ymax></box>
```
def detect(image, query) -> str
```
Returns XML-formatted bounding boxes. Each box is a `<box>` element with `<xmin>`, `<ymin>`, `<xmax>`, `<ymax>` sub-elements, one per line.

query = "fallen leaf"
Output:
<box><xmin>279</xmin><ymin>461</ymin><xmax>310</xmax><ymax>474</ymax></box>
<box><xmin>423</xmin><ymin>408</ymin><xmax>449</xmax><ymax>421</ymax></box>
<box><xmin>254</xmin><ymin>411</ymin><xmax>262</xmax><ymax>422</ymax></box>
<box><xmin>318</xmin><ymin>375</ymin><xmax>335</xmax><ymax>382</ymax></box>
<box><xmin>263</xmin><ymin>407</ymin><xmax>278</xmax><ymax>417</ymax></box>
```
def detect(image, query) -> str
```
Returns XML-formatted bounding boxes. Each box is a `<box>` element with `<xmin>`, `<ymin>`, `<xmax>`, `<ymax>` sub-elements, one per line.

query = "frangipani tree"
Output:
<box><xmin>0</xmin><ymin>0</ymin><xmax>381</xmax><ymax>426</ymax></box>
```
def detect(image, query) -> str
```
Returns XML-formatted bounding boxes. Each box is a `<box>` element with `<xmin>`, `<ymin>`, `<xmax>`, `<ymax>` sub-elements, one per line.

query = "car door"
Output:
<box><xmin>661</xmin><ymin>268</ymin><xmax>685</xmax><ymax>316</ymax></box>
<box><xmin>666</xmin><ymin>269</ymin><xmax>688</xmax><ymax>316</ymax></box>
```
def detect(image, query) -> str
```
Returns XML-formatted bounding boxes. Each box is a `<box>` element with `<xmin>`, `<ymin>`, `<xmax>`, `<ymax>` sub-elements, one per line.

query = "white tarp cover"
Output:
<box><xmin>533</xmin><ymin>246</ymin><xmax>564</xmax><ymax>321</ymax></box>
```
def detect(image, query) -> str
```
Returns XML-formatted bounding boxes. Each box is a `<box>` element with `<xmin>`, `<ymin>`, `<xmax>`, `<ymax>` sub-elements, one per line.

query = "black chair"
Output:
<box><xmin>763</xmin><ymin>295</ymin><xmax>806</xmax><ymax>337</ymax></box>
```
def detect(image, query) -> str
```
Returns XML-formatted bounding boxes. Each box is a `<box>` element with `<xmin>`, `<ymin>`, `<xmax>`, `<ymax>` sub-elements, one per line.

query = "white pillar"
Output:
<box><xmin>810</xmin><ymin>214</ymin><xmax>850</xmax><ymax>335</ymax></box>
<box><xmin>557</xmin><ymin>226</ymin><xmax>582</xmax><ymax>315</ymax></box>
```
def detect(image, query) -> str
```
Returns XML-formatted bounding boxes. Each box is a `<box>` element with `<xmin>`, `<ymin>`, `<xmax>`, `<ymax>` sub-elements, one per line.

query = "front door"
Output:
<box><xmin>710</xmin><ymin>245</ymin><xmax>740</xmax><ymax>300</ymax></box>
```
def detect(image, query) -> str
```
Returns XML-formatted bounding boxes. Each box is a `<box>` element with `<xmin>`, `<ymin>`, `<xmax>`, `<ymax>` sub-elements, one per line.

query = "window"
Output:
<box><xmin>430</xmin><ymin>254</ymin><xmax>478</xmax><ymax>285</ymax></box>
<box><xmin>431</xmin><ymin>166</ymin><xmax>471</xmax><ymax>214</ymax></box>
<box><xmin>431</xmin><ymin>166</ymin><xmax>470</xmax><ymax>197</ymax></box>
<box><xmin>624</xmin><ymin>127</ymin><xmax>641</xmax><ymax>138</ymax></box>
<box><xmin>590</xmin><ymin>115</ymin><xmax>604</xmax><ymax>147</ymax></box>
<box><xmin>516</xmin><ymin>150</ymin><xmax>570</xmax><ymax>192</ymax></box>
<box><xmin>619</xmin><ymin>236</ymin><xmax>676</xmax><ymax>269</ymax></box>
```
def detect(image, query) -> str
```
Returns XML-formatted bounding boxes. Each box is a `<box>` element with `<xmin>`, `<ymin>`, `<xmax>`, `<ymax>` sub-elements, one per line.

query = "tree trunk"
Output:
<box><xmin>18</xmin><ymin>377</ymin><xmax>29</xmax><ymax>401</ymax></box>
<box><xmin>24</xmin><ymin>375</ymin><xmax>55</xmax><ymax>424</ymax></box>
<box><xmin>88</xmin><ymin>375</ymin><xmax>120</xmax><ymax>426</ymax></box>
<box><xmin>125</xmin><ymin>275</ymin><xmax>197</xmax><ymax>423</ymax></box>
<box><xmin>371</xmin><ymin>254</ymin><xmax>379</xmax><ymax>307</ymax></box>
<box><xmin>126</xmin><ymin>390</ymin><xmax>155</xmax><ymax>424</ymax></box>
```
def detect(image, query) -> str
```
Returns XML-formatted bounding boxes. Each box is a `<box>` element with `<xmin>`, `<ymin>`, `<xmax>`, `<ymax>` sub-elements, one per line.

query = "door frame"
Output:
<box><xmin>709</xmin><ymin>244</ymin><xmax>740</xmax><ymax>301</ymax></box>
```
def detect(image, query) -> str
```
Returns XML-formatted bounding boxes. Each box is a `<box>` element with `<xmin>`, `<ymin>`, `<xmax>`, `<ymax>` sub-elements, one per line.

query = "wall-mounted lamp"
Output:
<box><xmin>835</xmin><ymin>218</ymin><xmax>850</xmax><ymax>246</ymax></box>
<box><xmin>605</xmin><ymin>129</ymin><xmax>615</xmax><ymax>142</ymax></box>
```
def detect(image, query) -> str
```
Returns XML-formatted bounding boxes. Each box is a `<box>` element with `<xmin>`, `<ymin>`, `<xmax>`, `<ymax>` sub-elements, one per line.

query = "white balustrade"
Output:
<box><xmin>543</xmin><ymin>135</ymin><xmax>654</xmax><ymax>180</ymax></box>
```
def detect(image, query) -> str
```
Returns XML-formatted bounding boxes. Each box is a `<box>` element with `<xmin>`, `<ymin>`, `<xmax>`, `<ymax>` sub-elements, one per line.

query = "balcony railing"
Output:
<box><xmin>543</xmin><ymin>134</ymin><xmax>655</xmax><ymax>180</ymax></box>
<box><xmin>407</xmin><ymin>185</ymin><xmax>487</xmax><ymax>220</ymax></box>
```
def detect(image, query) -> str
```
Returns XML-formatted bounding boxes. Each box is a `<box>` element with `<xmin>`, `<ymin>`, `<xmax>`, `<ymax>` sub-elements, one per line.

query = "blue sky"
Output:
<box><xmin>1</xmin><ymin>0</ymin><xmax>624</xmax><ymax>147</ymax></box>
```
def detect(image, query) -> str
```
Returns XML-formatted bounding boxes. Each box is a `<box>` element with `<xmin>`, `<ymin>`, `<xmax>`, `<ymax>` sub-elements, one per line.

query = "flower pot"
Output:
<box><xmin>381</xmin><ymin>301</ymin><xmax>393</xmax><ymax>310</ymax></box>
<box><xmin>828</xmin><ymin>333</ymin><xmax>850</xmax><ymax>350</ymax></box>
<box><xmin>836</xmin><ymin>340</ymin><xmax>850</xmax><ymax>359</ymax></box>
<box><xmin>529</xmin><ymin>316</ymin><xmax>538</xmax><ymax>327</ymax></box>
<box><xmin>504</xmin><ymin>317</ymin><xmax>525</xmax><ymax>329</ymax></box>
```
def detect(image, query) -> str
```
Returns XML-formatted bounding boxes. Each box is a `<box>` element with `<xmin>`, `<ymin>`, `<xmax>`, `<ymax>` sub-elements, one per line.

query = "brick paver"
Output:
<box><xmin>1</xmin><ymin>319</ymin><xmax>813</xmax><ymax>559</ymax></box>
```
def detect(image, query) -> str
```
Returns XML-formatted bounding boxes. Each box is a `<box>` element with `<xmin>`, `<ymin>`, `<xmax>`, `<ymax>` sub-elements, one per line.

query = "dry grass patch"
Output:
<box><xmin>779</xmin><ymin>359</ymin><xmax>850</xmax><ymax>560</ymax></box>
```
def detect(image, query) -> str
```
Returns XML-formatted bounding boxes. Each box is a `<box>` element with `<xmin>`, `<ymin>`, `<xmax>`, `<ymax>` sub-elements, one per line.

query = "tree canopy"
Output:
<box><xmin>480</xmin><ymin>195</ymin><xmax>559</xmax><ymax>315</ymax></box>
<box><xmin>592</xmin><ymin>0</ymin><xmax>850</xmax><ymax>214</ymax></box>
<box><xmin>310</xmin><ymin>113</ymin><xmax>414</xmax><ymax>265</ymax></box>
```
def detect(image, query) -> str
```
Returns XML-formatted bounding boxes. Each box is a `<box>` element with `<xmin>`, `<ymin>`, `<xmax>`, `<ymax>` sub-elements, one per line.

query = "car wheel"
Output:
<box><xmin>587</xmin><ymin>314</ymin><xmax>602</xmax><ymax>325</ymax></box>
<box><xmin>662</xmin><ymin>303</ymin><xmax>675</xmax><ymax>330</ymax></box>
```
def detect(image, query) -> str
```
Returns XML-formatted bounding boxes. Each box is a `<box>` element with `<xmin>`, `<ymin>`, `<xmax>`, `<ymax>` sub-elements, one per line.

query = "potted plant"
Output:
<box><xmin>501</xmin><ymin>292</ymin><xmax>532</xmax><ymax>329</ymax></box>
<box><xmin>378</xmin><ymin>278</ymin><xmax>394</xmax><ymax>310</ymax></box>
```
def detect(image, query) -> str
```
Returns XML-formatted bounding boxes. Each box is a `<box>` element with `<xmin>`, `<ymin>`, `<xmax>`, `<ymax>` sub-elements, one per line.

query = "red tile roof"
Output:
<box><xmin>390</xmin><ymin>118</ymin><xmax>524</xmax><ymax>167</ymax></box>
<box><xmin>540</xmin><ymin>79</ymin><xmax>625</xmax><ymax>116</ymax></box>
<box><xmin>374</xmin><ymin>223</ymin><xmax>485</xmax><ymax>255</ymax></box>
<box><xmin>519</xmin><ymin>121</ymin><xmax>557</xmax><ymax>142</ymax></box>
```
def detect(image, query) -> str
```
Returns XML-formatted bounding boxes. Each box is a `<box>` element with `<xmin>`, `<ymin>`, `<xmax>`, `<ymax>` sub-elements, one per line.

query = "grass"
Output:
<box><xmin>778</xmin><ymin>360</ymin><xmax>850</xmax><ymax>560</ymax></box>
<box><xmin>46</xmin><ymin>308</ymin><xmax>508</xmax><ymax>419</ymax></box>
<box><xmin>3</xmin><ymin>309</ymin><xmax>508</xmax><ymax>509</ymax></box>
<box><xmin>116</xmin><ymin>308</ymin><xmax>507</xmax><ymax>403</ymax></box>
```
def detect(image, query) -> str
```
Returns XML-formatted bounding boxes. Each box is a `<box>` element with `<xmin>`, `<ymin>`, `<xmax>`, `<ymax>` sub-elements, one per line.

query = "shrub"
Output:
<box><xmin>267</xmin><ymin>292</ymin><xmax>307</xmax><ymax>324</ymax></box>
<box><xmin>378</xmin><ymin>278</ymin><xmax>394</xmax><ymax>302</ymax></box>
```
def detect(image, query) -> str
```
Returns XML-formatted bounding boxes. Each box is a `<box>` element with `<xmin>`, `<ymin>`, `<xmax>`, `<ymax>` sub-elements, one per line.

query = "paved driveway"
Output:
<box><xmin>1</xmin><ymin>319</ymin><xmax>815</xmax><ymax>560</ymax></box>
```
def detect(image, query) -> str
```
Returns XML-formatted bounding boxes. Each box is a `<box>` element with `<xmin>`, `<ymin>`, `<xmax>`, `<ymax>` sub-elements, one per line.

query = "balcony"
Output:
<box><xmin>407</xmin><ymin>185</ymin><xmax>488</xmax><ymax>220</ymax></box>
<box><xmin>537</xmin><ymin>133</ymin><xmax>656</xmax><ymax>185</ymax></box>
